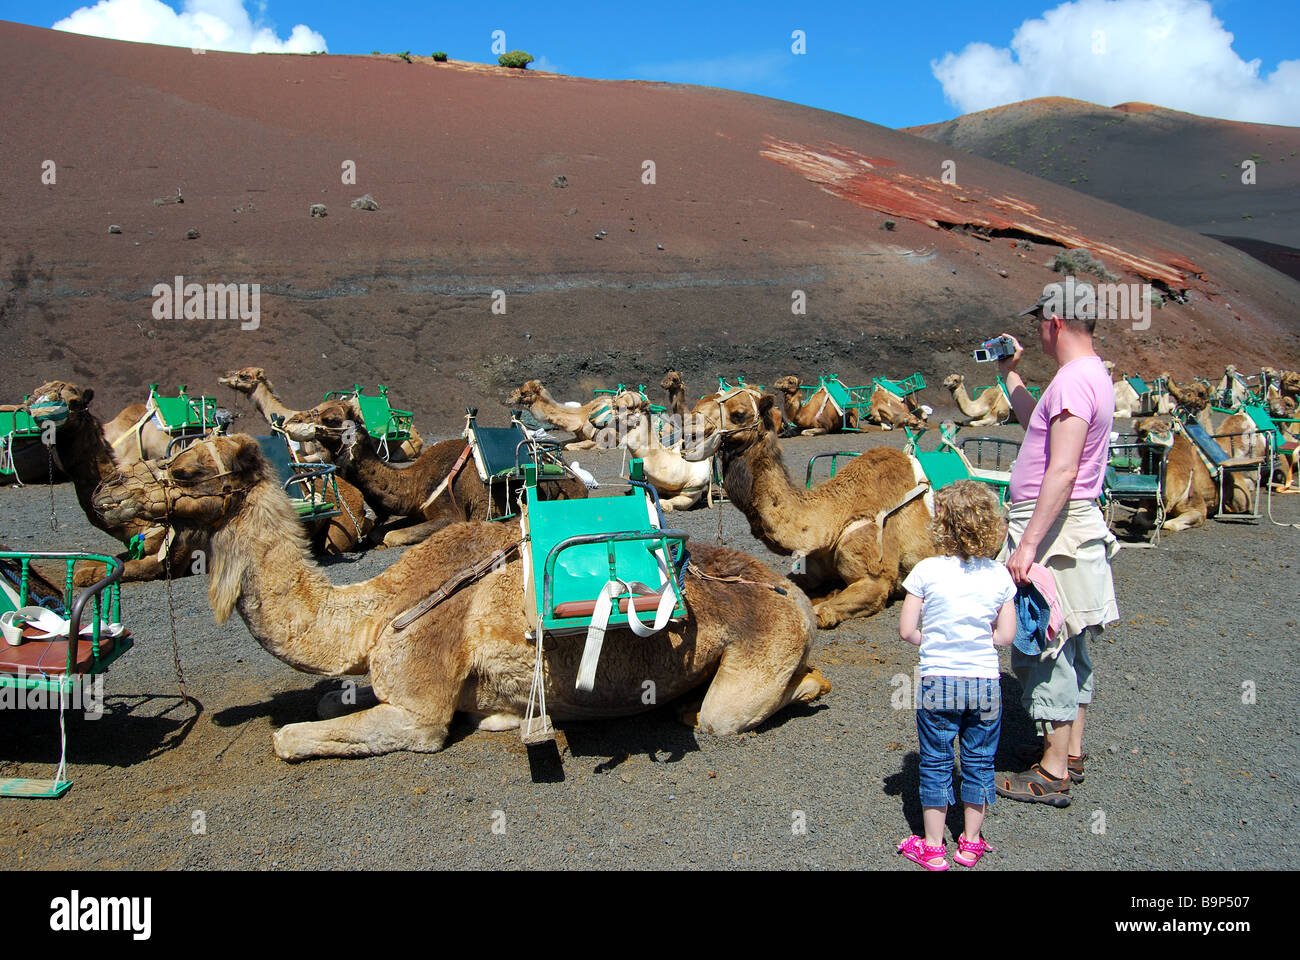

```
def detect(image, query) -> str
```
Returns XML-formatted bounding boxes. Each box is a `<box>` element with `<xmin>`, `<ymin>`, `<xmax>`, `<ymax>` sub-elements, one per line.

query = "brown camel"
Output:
<box><xmin>90</xmin><ymin>434</ymin><xmax>831</xmax><ymax>759</ymax></box>
<box><xmin>773</xmin><ymin>376</ymin><xmax>859</xmax><ymax>435</ymax></box>
<box><xmin>661</xmin><ymin>371</ymin><xmax>690</xmax><ymax>417</ymax></box>
<box><xmin>1132</xmin><ymin>417</ymin><xmax>1222</xmax><ymax>531</ymax></box>
<box><xmin>683</xmin><ymin>392</ymin><xmax>935</xmax><ymax>628</ymax></box>
<box><xmin>102</xmin><ymin>400</ymin><xmax>175</xmax><ymax>461</ymax></box>
<box><xmin>28</xmin><ymin>380</ymin><xmax>369</xmax><ymax>585</ymax></box>
<box><xmin>218</xmin><ymin>367</ymin><xmax>423</xmax><ymax>461</ymax></box>
<box><xmin>943</xmin><ymin>374</ymin><xmax>1010</xmax><ymax>426</ymax></box>
<box><xmin>285</xmin><ymin>398</ymin><xmax>588</xmax><ymax>547</ymax></box>
<box><xmin>508</xmin><ymin>380</ymin><xmax>644</xmax><ymax>450</ymax></box>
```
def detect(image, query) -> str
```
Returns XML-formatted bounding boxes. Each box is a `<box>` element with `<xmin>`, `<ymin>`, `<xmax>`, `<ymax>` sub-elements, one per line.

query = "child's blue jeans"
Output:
<box><xmin>915</xmin><ymin>675</ymin><xmax>1001</xmax><ymax>808</ymax></box>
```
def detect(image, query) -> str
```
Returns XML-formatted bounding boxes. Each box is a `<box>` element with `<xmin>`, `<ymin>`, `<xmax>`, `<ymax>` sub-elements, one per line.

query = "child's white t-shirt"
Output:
<box><xmin>902</xmin><ymin>555</ymin><xmax>1016</xmax><ymax>679</ymax></box>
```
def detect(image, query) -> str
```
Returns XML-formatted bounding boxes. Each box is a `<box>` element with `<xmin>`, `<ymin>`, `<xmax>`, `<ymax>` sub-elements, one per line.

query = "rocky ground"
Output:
<box><xmin>2</xmin><ymin>425</ymin><xmax>1296</xmax><ymax>870</ymax></box>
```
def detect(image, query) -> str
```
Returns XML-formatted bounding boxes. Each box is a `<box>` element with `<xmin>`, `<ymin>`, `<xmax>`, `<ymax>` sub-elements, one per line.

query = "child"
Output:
<box><xmin>896</xmin><ymin>480</ymin><xmax>1017</xmax><ymax>870</ymax></box>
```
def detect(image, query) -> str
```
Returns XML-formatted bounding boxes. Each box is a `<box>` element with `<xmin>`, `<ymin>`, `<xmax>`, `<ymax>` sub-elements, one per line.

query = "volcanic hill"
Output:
<box><xmin>904</xmin><ymin>97</ymin><xmax>1300</xmax><ymax>282</ymax></box>
<box><xmin>2</xmin><ymin>22</ymin><xmax>1297</xmax><ymax>432</ymax></box>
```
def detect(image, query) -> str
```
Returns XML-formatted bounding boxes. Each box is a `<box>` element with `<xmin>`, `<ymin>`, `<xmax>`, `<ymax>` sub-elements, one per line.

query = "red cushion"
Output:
<box><xmin>553</xmin><ymin>592</ymin><xmax>664</xmax><ymax>620</ymax></box>
<box><xmin>0</xmin><ymin>629</ymin><xmax>125</xmax><ymax>676</ymax></box>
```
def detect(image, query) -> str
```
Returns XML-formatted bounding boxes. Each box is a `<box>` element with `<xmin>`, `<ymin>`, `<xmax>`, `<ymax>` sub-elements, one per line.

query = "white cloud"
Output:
<box><xmin>932</xmin><ymin>0</ymin><xmax>1300</xmax><ymax>124</ymax></box>
<box><xmin>632</xmin><ymin>51</ymin><xmax>791</xmax><ymax>87</ymax></box>
<box><xmin>532</xmin><ymin>55</ymin><xmax>564</xmax><ymax>74</ymax></box>
<box><xmin>53</xmin><ymin>0</ymin><xmax>327</xmax><ymax>54</ymax></box>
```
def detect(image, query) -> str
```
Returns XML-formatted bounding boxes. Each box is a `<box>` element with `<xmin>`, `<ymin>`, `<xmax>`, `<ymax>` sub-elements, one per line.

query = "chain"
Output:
<box><xmin>158</xmin><ymin>491</ymin><xmax>193</xmax><ymax>709</ymax></box>
<box><xmin>47</xmin><ymin>444</ymin><xmax>58</xmax><ymax>532</ymax></box>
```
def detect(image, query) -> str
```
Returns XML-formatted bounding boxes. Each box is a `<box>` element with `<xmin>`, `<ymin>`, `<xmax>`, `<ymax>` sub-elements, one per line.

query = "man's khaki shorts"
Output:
<box><xmin>1010</xmin><ymin>625</ymin><xmax>1098</xmax><ymax>723</ymax></box>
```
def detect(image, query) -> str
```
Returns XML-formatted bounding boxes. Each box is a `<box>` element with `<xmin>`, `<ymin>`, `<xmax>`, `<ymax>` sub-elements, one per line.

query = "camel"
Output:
<box><xmin>285</xmin><ymin>398</ymin><xmax>588</xmax><ymax>547</ymax></box>
<box><xmin>620</xmin><ymin>409</ymin><xmax>713</xmax><ymax>511</ymax></box>
<box><xmin>508</xmin><ymin>380</ymin><xmax>644</xmax><ymax>450</ymax></box>
<box><xmin>682</xmin><ymin>392</ymin><xmax>935</xmax><ymax>628</ymax></box>
<box><xmin>1214</xmin><ymin>365</ymin><xmax>1254</xmax><ymax>409</ymax></box>
<box><xmin>1131</xmin><ymin>417</ymin><xmax>1228</xmax><ymax>531</ymax></box>
<box><xmin>90</xmin><ymin>434</ymin><xmax>831</xmax><ymax>760</ymax></box>
<box><xmin>27</xmin><ymin>381</ymin><xmax>369</xmax><ymax>585</ymax></box>
<box><xmin>661</xmin><ymin>371</ymin><xmax>689</xmax><ymax>417</ymax></box>
<box><xmin>102</xmin><ymin>400</ymin><xmax>177</xmax><ymax>462</ymax></box>
<box><xmin>218</xmin><ymin>367</ymin><xmax>423</xmax><ymax>462</ymax></box>
<box><xmin>1163</xmin><ymin>374</ymin><xmax>1215</xmax><ymax>431</ymax></box>
<box><xmin>865</xmin><ymin>385</ymin><xmax>926</xmax><ymax>430</ymax></box>
<box><xmin>773</xmin><ymin>376</ymin><xmax>859</xmax><ymax>435</ymax></box>
<box><xmin>943</xmin><ymin>374</ymin><xmax>1011</xmax><ymax>426</ymax></box>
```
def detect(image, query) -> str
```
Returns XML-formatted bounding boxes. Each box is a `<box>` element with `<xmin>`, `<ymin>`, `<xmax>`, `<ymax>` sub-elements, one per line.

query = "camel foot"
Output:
<box><xmin>273</xmin><ymin>702</ymin><xmax>449</xmax><ymax>760</ymax></box>
<box><xmin>468</xmin><ymin>712</ymin><xmax>522</xmax><ymax>732</ymax></box>
<box><xmin>790</xmin><ymin>666</ymin><xmax>832</xmax><ymax>703</ymax></box>
<box><xmin>674</xmin><ymin>690</ymin><xmax>707</xmax><ymax>728</ymax></box>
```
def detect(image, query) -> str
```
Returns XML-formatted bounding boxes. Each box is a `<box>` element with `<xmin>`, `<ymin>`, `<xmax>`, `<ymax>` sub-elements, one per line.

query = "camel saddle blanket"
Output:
<box><xmin>390</xmin><ymin>541</ymin><xmax>519</xmax><ymax>631</ymax></box>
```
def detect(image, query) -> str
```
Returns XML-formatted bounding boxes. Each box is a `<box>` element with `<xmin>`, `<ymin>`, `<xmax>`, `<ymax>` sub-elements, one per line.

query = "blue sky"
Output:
<box><xmin>3</xmin><ymin>0</ymin><xmax>1297</xmax><ymax>126</ymax></box>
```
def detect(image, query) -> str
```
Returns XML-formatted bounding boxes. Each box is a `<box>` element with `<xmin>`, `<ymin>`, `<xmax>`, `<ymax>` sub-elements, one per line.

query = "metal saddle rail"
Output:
<box><xmin>806</xmin><ymin>451</ymin><xmax>860</xmax><ymax>488</ymax></box>
<box><xmin>1178</xmin><ymin>420</ymin><xmax>1264</xmax><ymax>522</ymax></box>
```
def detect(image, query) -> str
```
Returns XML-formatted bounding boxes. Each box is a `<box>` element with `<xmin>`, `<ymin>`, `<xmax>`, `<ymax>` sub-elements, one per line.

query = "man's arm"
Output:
<box><xmin>996</xmin><ymin>334</ymin><xmax>1038</xmax><ymax>427</ymax></box>
<box><xmin>1005</xmin><ymin>413</ymin><xmax>1088</xmax><ymax>584</ymax></box>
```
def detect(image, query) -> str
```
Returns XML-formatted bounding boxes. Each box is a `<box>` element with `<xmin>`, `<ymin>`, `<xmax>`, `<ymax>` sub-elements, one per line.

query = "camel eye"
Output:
<box><xmin>730</xmin><ymin>410</ymin><xmax>746</xmax><ymax>423</ymax></box>
<box><xmin>171</xmin><ymin>467</ymin><xmax>199</xmax><ymax>482</ymax></box>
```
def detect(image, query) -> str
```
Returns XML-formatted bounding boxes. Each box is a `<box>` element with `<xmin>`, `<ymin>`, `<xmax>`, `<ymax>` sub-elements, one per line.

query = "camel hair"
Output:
<box><xmin>683</xmin><ymin>391</ymin><xmax>935</xmax><ymax>628</ymax></box>
<box><xmin>91</xmin><ymin>434</ymin><xmax>831</xmax><ymax>760</ymax></box>
<box><xmin>28</xmin><ymin>381</ymin><xmax>369</xmax><ymax>585</ymax></box>
<box><xmin>943</xmin><ymin>374</ymin><xmax>1011</xmax><ymax>427</ymax></box>
<box><xmin>773</xmin><ymin>376</ymin><xmax>858</xmax><ymax>435</ymax></box>
<box><xmin>218</xmin><ymin>366</ymin><xmax>423</xmax><ymax>462</ymax></box>
<box><xmin>286</xmin><ymin>397</ymin><xmax>588</xmax><ymax>547</ymax></box>
<box><xmin>661</xmin><ymin>371</ymin><xmax>689</xmax><ymax>417</ymax></box>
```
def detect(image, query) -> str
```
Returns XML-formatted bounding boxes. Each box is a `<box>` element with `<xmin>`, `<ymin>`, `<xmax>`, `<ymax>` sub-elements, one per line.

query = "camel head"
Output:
<box><xmin>1133</xmin><ymin>416</ymin><xmax>1175</xmax><ymax>447</ymax></box>
<box><xmin>508</xmin><ymin>380</ymin><xmax>547</xmax><ymax>407</ymax></box>
<box><xmin>218</xmin><ymin>366</ymin><xmax>269</xmax><ymax>393</ymax></box>
<box><xmin>27</xmin><ymin>380</ymin><xmax>95</xmax><ymax>430</ymax></box>
<box><xmin>1269</xmin><ymin>396</ymin><xmax>1297</xmax><ymax>419</ymax></box>
<box><xmin>1165</xmin><ymin>377</ymin><xmax>1209</xmax><ymax>412</ymax></box>
<box><xmin>682</xmin><ymin>391</ymin><xmax>775</xmax><ymax>462</ymax></box>
<box><xmin>1281</xmin><ymin>371</ymin><xmax>1300</xmax><ymax>398</ymax></box>
<box><xmin>93</xmin><ymin>434</ymin><xmax>270</xmax><ymax>531</ymax></box>
<box><xmin>942</xmin><ymin>374</ymin><xmax>964</xmax><ymax>390</ymax></box>
<box><xmin>283</xmin><ymin>398</ymin><xmax>362</xmax><ymax>455</ymax></box>
<box><xmin>660</xmin><ymin>371</ymin><xmax>684</xmax><ymax>392</ymax></box>
<box><xmin>772</xmin><ymin>376</ymin><xmax>802</xmax><ymax>397</ymax></box>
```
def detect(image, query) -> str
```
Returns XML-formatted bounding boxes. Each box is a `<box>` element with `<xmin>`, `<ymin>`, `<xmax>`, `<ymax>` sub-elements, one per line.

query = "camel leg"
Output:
<box><xmin>317</xmin><ymin>685</ymin><xmax>380</xmax><ymax>719</ymax></box>
<box><xmin>1162</xmin><ymin>501</ymin><xmax>1205</xmax><ymax>531</ymax></box>
<box><xmin>812</xmin><ymin>575</ymin><xmax>892</xmax><ymax>628</ymax></box>
<box><xmin>273</xmin><ymin>702</ymin><xmax>449</xmax><ymax>760</ymax></box>
<box><xmin>800</xmin><ymin>428</ymin><xmax>827</xmax><ymax>437</ymax></box>
<box><xmin>72</xmin><ymin>553</ymin><xmax>175</xmax><ymax>587</ymax></box>
<box><xmin>659</xmin><ymin>493</ymin><xmax>699</xmax><ymax>512</ymax></box>
<box><xmin>379</xmin><ymin>517</ymin><xmax>454</xmax><ymax>548</ymax></box>
<box><xmin>564</xmin><ymin>439</ymin><xmax>597</xmax><ymax>451</ymax></box>
<box><xmin>465</xmin><ymin>712</ymin><xmax>522</xmax><ymax>731</ymax></box>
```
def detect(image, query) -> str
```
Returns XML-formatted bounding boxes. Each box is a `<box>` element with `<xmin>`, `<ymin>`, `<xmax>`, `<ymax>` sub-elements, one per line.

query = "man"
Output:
<box><xmin>994</xmin><ymin>279</ymin><xmax>1119</xmax><ymax>808</ymax></box>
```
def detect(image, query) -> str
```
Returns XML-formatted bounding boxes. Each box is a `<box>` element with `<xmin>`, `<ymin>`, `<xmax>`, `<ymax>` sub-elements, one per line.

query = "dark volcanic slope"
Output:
<box><xmin>904</xmin><ymin>98</ymin><xmax>1300</xmax><ymax>280</ymax></box>
<box><xmin>2</xmin><ymin>24</ymin><xmax>1298</xmax><ymax>431</ymax></box>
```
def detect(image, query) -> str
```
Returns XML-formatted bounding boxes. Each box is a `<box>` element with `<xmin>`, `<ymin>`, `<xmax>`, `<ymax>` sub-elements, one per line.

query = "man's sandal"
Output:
<box><xmin>953</xmin><ymin>835</ymin><xmax>994</xmax><ymax>867</ymax></box>
<box><xmin>897</xmin><ymin>835</ymin><xmax>950</xmax><ymax>871</ymax></box>
<box><xmin>996</xmin><ymin>763</ymin><xmax>1072</xmax><ymax>807</ymax></box>
<box><xmin>1013</xmin><ymin>744</ymin><xmax>1087</xmax><ymax>784</ymax></box>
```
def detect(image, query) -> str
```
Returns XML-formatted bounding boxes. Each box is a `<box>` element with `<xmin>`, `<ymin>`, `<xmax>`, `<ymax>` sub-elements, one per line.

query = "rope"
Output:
<box><xmin>160</xmin><ymin>485</ymin><xmax>193</xmax><ymax>711</ymax></box>
<box><xmin>688</xmin><ymin>566</ymin><xmax>787</xmax><ymax>595</ymax></box>
<box><xmin>47</xmin><ymin>444</ymin><xmax>58</xmax><ymax>532</ymax></box>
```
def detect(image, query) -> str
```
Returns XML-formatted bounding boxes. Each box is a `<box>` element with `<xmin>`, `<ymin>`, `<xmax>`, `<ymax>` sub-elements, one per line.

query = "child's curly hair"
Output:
<box><xmin>929</xmin><ymin>480</ymin><xmax>1006</xmax><ymax>561</ymax></box>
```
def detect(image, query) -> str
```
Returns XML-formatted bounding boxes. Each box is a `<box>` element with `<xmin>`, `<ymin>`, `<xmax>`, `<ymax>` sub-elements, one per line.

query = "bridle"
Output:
<box><xmin>147</xmin><ymin>438</ymin><xmax>254</xmax><ymax>529</ymax></box>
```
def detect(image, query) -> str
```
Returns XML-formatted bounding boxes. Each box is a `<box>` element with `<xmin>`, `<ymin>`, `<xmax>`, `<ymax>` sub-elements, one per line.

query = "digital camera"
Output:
<box><xmin>972</xmin><ymin>336</ymin><xmax>1016</xmax><ymax>363</ymax></box>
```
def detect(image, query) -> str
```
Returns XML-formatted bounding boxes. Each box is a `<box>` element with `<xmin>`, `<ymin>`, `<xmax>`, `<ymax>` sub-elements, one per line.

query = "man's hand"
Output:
<box><xmin>996</xmin><ymin>333</ymin><xmax>1024</xmax><ymax>377</ymax></box>
<box><xmin>1006</xmin><ymin>539</ymin><xmax>1036</xmax><ymax>586</ymax></box>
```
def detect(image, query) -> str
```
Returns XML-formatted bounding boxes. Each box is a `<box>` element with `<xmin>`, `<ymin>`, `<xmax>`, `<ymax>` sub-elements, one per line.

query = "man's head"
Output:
<box><xmin>1019</xmin><ymin>278</ymin><xmax>1097</xmax><ymax>362</ymax></box>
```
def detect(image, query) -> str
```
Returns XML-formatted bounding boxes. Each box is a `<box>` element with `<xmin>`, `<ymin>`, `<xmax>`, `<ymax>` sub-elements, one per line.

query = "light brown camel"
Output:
<box><xmin>943</xmin><ymin>374</ymin><xmax>1010</xmax><ymax>426</ymax></box>
<box><xmin>1163</xmin><ymin>374</ymin><xmax>1216</xmax><ymax>431</ymax></box>
<box><xmin>285</xmin><ymin>398</ymin><xmax>588</xmax><ymax>547</ymax></box>
<box><xmin>102</xmin><ymin>400</ymin><xmax>175</xmax><ymax>461</ymax></box>
<box><xmin>217</xmin><ymin>367</ymin><xmax>423</xmax><ymax>461</ymax></box>
<box><xmin>865</xmin><ymin>385</ymin><xmax>926</xmax><ymax>430</ymax></box>
<box><xmin>773</xmin><ymin>376</ymin><xmax>859</xmax><ymax>435</ymax></box>
<box><xmin>683</xmin><ymin>392</ymin><xmax>935</xmax><ymax>628</ymax></box>
<box><xmin>91</xmin><ymin>434</ymin><xmax>831</xmax><ymax>759</ymax></box>
<box><xmin>508</xmin><ymin>381</ymin><xmax>643</xmax><ymax>450</ymax></box>
<box><xmin>620</xmin><ymin>410</ymin><xmax>713</xmax><ymax>511</ymax></box>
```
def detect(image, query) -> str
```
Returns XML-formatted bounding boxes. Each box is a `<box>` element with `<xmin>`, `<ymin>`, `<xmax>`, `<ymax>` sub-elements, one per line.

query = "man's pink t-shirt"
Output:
<box><xmin>1008</xmin><ymin>355</ymin><xmax>1115</xmax><ymax>503</ymax></box>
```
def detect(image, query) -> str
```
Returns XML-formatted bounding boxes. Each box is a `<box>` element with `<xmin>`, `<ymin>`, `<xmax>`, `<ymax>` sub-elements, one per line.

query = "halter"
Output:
<box><xmin>147</xmin><ymin>438</ymin><xmax>254</xmax><ymax>532</ymax></box>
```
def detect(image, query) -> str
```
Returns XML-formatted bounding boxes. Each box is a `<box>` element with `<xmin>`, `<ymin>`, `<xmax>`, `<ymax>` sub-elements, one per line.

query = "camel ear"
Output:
<box><xmin>758</xmin><ymin>394</ymin><xmax>777</xmax><ymax>431</ymax></box>
<box><xmin>81</xmin><ymin>387</ymin><xmax>94</xmax><ymax>407</ymax></box>
<box><xmin>228</xmin><ymin>436</ymin><xmax>264</xmax><ymax>475</ymax></box>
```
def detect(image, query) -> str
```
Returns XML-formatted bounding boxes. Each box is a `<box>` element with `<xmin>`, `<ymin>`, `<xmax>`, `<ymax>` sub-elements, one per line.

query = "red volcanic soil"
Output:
<box><xmin>2</xmin><ymin>23</ymin><xmax>1298</xmax><ymax>432</ymax></box>
<box><xmin>904</xmin><ymin>97</ymin><xmax>1300</xmax><ymax>278</ymax></box>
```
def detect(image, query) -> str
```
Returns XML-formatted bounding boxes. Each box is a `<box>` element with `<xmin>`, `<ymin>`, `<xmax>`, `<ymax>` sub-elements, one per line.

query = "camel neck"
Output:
<box><xmin>250</xmin><ymin>381</ymin><xmax>294</xmax><ymax>421</ymax></box>
<box><xmin>725</xmin><ymin>439</ymin><xmax>820</xmax><ymax>555</ymax></box>
<box><xmin>59</xmin><ymin>414</ymin><xmax>119</xmax><ymax>518</ymax></box>
<box><xmin>211</xmin><ymin>485</ymin><xmax>371</xmax><ymax>675</ymax></box>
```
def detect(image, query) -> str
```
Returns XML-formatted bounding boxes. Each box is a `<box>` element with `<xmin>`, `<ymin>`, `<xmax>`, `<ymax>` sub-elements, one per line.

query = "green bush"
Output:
<box><xmin>498</xmin><ymin>50</ymin><xmax>534</xmax><ymax>69</ymax></box>
<box><xmin>371</xmin><ymin>50</ymin><xmax>380</xmax><ymax>55</ymax></box>
<box><xmin>432</xmin><ymin>51</ymin><xmax>448</xmax><ymax>61</ymax></box>
<box><xmin>399</xmin><ymin>50</ymin><xmax>412</xmax><ymax>63</ymax></box>
<box><xmin>1051</xmin><ymin>249</ymin><xmax>1117</xmax><ymax>282</ymax></box>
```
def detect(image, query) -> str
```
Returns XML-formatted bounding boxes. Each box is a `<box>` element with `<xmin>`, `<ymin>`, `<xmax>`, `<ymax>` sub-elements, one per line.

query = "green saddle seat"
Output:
<box><xmin>255</xmin><ymin>435</ymin><xmax>341</xmax><ymax>521</ymax></box>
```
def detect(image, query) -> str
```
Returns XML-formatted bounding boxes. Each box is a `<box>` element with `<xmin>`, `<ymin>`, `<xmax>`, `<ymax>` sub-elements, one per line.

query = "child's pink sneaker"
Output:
<box><xmin>897</xmin><ymin>835</ymin><xmax>949</xmax><ymax>871</ymax></box>
<box><xmin>953</xmin><ymin>834</ymin><xmax>994</xmax><ymax>867</ymax></box>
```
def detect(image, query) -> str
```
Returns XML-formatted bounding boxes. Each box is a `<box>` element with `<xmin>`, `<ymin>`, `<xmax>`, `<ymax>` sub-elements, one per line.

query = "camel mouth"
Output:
<box><xmin>283</xmin><ymin>421</ymin><xmax>317</xmax><ymax>442</ymax></box>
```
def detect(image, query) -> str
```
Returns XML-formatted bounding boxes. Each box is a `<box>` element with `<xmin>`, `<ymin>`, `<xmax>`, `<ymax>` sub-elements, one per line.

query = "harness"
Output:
<box><xmin>419</xmin><ymin>443</ymin><xmax>473</xmax><ymax>512</ymax></box>
<box><xmin>389</xmin><ymin>540</ymin><xmax>522</xmax><ymax>631</ymax></box>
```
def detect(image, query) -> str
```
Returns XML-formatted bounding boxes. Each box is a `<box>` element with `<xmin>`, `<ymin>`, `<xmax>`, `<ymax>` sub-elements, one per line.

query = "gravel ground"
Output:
<box><xmin>2</xmin><ymin>425</ymin><xmax>1297</xmax><ymax>870</ymax></box>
